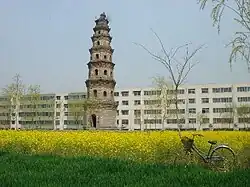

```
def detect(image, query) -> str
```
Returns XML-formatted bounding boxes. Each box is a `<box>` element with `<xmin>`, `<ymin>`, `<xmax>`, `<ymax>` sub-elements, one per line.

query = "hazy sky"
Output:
<box><xmin>0</xmin><ymin>0</ymin><xmax>249</xmax><ymax>93</ymax></box>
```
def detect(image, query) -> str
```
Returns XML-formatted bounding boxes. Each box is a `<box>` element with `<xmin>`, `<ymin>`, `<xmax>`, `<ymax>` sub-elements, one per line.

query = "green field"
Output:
<box><xmin>0</xmin><ymin>153</ymin><xmax>249</xmax><ymax>187</ymax></box>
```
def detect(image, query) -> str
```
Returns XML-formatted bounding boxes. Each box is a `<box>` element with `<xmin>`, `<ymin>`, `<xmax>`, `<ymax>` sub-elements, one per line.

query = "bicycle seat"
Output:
<box><xmin>208</xmin><ymin>140</ymin><xmax>217</xmax><ymax>145</ymax></box>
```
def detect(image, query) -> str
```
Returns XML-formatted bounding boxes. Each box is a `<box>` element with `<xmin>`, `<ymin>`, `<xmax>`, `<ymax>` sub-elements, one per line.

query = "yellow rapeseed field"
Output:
<box><xmin>0</xmin><ymin>130</ymin><xmax>249</xmax><ymax>165</ymax></box>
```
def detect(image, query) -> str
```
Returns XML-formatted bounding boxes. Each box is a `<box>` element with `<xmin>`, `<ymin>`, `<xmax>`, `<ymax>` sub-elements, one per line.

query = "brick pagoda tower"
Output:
<box><xmin>85</xmin><ymin>12</ymin><xmax>118</xmax><ymax>129</ymax></box>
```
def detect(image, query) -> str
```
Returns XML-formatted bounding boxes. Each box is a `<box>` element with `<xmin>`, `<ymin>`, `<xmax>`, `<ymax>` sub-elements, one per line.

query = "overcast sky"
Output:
<box><xmin>0</xmin><ymin>0</ymin><xmax>249</xmax><ymax>93</ymax></box>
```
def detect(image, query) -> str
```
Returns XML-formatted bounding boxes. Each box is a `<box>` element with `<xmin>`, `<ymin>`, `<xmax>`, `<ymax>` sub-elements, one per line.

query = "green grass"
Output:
<box><xmin>0</xmin><ymin>153</ymin><xmax>249</xmax><ymax>187</ymax></box>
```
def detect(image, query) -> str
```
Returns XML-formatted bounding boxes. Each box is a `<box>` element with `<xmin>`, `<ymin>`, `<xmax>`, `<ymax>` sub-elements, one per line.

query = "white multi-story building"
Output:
<box><xmin>115</xmin><ymin>83</ymin><xmax>250</xmax><ymax>131</ymax></box>
<box><xmin>0</xmin><ymin>82</ymin><xmax>250</xmax><ymax>130</ymax></box>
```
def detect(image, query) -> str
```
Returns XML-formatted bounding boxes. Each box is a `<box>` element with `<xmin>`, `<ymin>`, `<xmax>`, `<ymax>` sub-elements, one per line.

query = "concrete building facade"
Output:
<box><xmin>0</xmin><ymin>82</ymin><xmax>250</xmax><ymax>130</ymax></box>
<box><xmin>115</xmin><ymin>83</ymin><xmax>250</xmax><ymax>131</ymax></box>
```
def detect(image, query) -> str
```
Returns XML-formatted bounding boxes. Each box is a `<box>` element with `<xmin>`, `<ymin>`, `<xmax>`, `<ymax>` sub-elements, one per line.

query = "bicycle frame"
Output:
<box><xmin>191</xmin><ymin>143</ymin><xmax>234</xmax><ymax>163</ymax></box>
<box><xmin>191</xmin><ymin>143</ymin><xmax>210</xmax><ymax>163</ymax></box>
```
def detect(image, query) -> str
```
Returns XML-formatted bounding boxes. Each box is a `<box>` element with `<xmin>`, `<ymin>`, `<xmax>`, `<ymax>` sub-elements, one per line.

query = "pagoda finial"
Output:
<box><xmin>99</xmin><ymin>12</ymin><xmax>106</xmax><ymax>20</ymax></box>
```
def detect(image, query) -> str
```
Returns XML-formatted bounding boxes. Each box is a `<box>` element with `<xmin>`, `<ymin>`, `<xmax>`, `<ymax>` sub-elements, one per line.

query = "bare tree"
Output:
<box><xmin>237</xmin><ymin>103</ymin><xmax>250</xmax><ymax>129</ymax></box>
<box><xmin>199</xmin><ymin>0</ymin><xmax>250</xmax><ymax>71</ymax></box>
<box><xmin>150</xmin><ymin>76</ymin><xmax>174</xmax><ymax>130</ymax></box>
<box><xmin>2</xmin><ymin>74</ymin><xmax>26</xmax><ymax>129</ymax></box>
<box><xmin>224</xmin><ymin>103</ymin><xmax>238</xmax><ymax>129</ymax></box>
<box><xmin>26</xmin><ymin>85</ymin><xmax>41</xmax><ymax>129</ymax></box>
<box><xmin>68</xmin><ymin>100</ymin><xmax>89</xmax><ymax>130</ymax></box>
<box><xmin>135</xmin><ymin>29</ymin><xmax>203</xmax><ymax>138</ymax></box>
<box><xmin>197</xmin><ymin>112</ymin><xmax>208</xmax><ymax>130</ymax></box>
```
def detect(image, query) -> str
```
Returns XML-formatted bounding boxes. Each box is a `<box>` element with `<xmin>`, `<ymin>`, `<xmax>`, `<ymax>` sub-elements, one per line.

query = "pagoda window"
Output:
<box><xmin>93</xmin><ymin>90</ymin><xmax>97</xmax><ymax>97</ymax></box>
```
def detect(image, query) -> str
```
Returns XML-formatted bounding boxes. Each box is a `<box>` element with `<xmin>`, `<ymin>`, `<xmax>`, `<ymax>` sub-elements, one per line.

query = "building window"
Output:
<box><xmin>56</xmin><ymin>112</ymin><xmax>60</xmax><ymax>116</ymax></box>
<box><xmin>104</xmin><ymin>55</ymin><xmax>107</xmax><ymax>59</ymax></box>
<box><xmin>114</xmin><ymin>92</ymin><xmax>119</xmax><ymax>96</ymax></box>
<box><xmin>237</xmin><ymin>86</ymin><xmax>250</xmax><ymax>92</ymax></box>
<box><xmin>103</xmin><ymin>91</ymin><xmax>107</xmax><ymax>97</ymax></box>
<box><xmin>167</xmin><ymin>109</ymin><xmax>185</xmax><ymax>114</ymax></box>
<box><xmin>134</xmin><ymin>100</ymin><xmax>141</xmax><ymax>105</ymax></box>
<box><xmin>121</xmin><ymin>110</ymin><xmax>128</xmax><ymax>116</ymax></box>
<box><xmin>64</xmin><ymin>112</ymin><xmax>68</xmax><ymax>116</ymax></box>
<box><xmin>115</xmin><ymin>101</ymin><xmax>119</xmax><ymax>106</ymax></box>
<box><xmin>64</xmin><ymin>104</ymin><xmax>68</xmax><ymax>108</ymax></box>
<box><xmin>64</xmin><ymin>96</ymin><xmax>68</xmax><ymax>100</ymax></box>
<box><xmin>110</xmin><ymin>71</ymin><xmax>113</xmax><ymax>76</ymax></box>
<box><xmin>121</xmin><ymin>91</ymin><xmax>129</xmax><ymax>96</ymax></box>
<box><xmin>167</xmin><ymin>119</ymin><xmax>185</xmax><ymax>124</ymax></box>
<box><xmin>238</xmin><ymin>97</ymin><xmax>250</xmax><ymax>102</ymax></box>
<box><xmin>144</xmin><ymin>119</ymin><xmax>162</xmax><ymax>124</ymax></box>
<box><xmin>144</xmin><ymin>90</ymin><xmax>161</xmax><ymax>96</ymax></box>
<box><xmin>189</xmin><ymin>98</ymin><xmax>195</xmax><ymax>104</ymax></box>
<box><xmin>144</xmin><ymin>110</ymin><xmax>162</xmax><ymax>115</ymax></box>
<box><xmin>134</xmin><ymin>110</ymin><xmax>141</xmax><ymax>116</ymax></box>
<box><xmin>238</xmin><ymin>118</ymin><xmax>250</xmax><ymax>123</ymax></box>
<box><xmin>80</xmin><ymin>94</ymin><xmax>86</xmax><ymax>99</ymax></box>
<box><xmin>122</xmin><ymin>100</ymin><xmax>129</xmax><ymax>105</ymax></box>
<box><xmin>116</xmin><ymin>120</ymin><xmax>119</xmax><ymax>125</ymax></box>
<box><xmin>98</xmin><ymin>31</ymin><xmax>101</xmax><ymax>34</ymax></box>
<box><xmin>117</xmin><ymin>110</ymin><xmax>119</xmax><ymax>116</ymax></box>
<box><xmin>93</xmin><ymin>90</ymin><xmax>97</xmax><ymax>97</ymax></box>
<box><xmin>213</xmin><ymin>108</ymin><xmax>233</xmax><ymax>113</ymax></box>
<box><xmin>212</xmin><ymin>87</ymin><xmax>232</xmax><ymax>93</ymax></box>
<box><xmin>144</xmin><ymin>100</ymin><xmax>161</xmax><ymax>105</ymax></box>
<box><xmin>201</xmin><ymin>88</ymin><xmax>209</xmax><ymax>93</ymax></box>
<box><xmin>213</xmin><ymin>97</ymin><xmax>232</xmax><ymax>103</ymax></box>
<box><xmin>97</xmin><ymin>41</ymin><xmax>100</xmax><ymax>45</ymax></box>
<box><xmin>56</xmin><ymin>104</ymin><xmax>60</xmax><ymax>108</ymax></box>
<box><xmin>56</xmin><ymin>96</ymin><xmax>61</xmax><ymax>100</ymax></box>
<box><xmin>122</xmin><ymin>119</ymin><xmax>129</xmax><ymax>125</ymax></box>
<box><xmin>201</xmin><ymin>98</ymin><xmax>209</xmax><ymax>103</ymax></box>
<box><xmin>202</xmin><ymin>118</ymin><xmax>210</xmax><ymax>123</ymax></box>
<box><xmin>134</xmin><ymin>119</ymin><xmax>141</xmax><ymax>124</ymax></box>
<box><xmin>202</xmin><ymin>108</ymin><xmax>209</xmax><ymax>113</ymax></box>
<box><xmin>111</xmin><ymin>91</ymin><xmax>113</xmax><ymax>95</ymax></box>
<box><xmin>213</xmin><ymin>118</ymin><xmax>233</xmax><ymax>124</ymax></box>
<box><xmin>95</xmin><ymin>69</ymin><xmax>98</xmax><ymax>75</ymax></box>
<box><xmin>188</xmin><ymin>108</ymin><xmax>196</xmax><ymax>114</ymax></box>
<box><xmin>104</xmin><ymin>70</ymin><xmax>107</xmax><ymax>75</ymax></box>
<box><xmin>96</xmin><ymin>54</ymin><xmax>99</xmax><ymax>59</ymax></box>
<box><xmin>189</xmin><ymin>118</ymin><xmax>196</xmax><ymax>123</ymax></box>
<box><xmin>133</xmin><ymin>91</ymin><xmax>141</xmax><ymax>96</ymax></box>
<box><xmin>188</xmin><ymin>89</ymin><xmax>195</xmax><ymax>94</ymax></box>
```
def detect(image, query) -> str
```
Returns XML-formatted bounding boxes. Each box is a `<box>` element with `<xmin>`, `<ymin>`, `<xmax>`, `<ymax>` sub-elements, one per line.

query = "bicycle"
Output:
<box><xmin>180</xmin><ymin>133</ymin><xmax>236</xmax><ymax>172</ymax></box>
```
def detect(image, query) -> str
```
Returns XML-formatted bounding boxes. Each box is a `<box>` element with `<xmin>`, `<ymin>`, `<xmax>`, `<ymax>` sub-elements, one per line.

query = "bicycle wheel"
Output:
<box><xmin>209</xmin><ymin>147</ymin><xmax>236</xmax><ymax>172</ymax></box>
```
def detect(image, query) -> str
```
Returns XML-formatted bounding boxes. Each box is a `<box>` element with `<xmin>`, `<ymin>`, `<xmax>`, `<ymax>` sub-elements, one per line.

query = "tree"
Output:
<box><xmin>25</xmin><ymin>85</ymin><xmax>41</xmax><ymax>129</ymax></box>
<box><xmin>135</xmin><ymin>29</ymin><xmax>203</xmax><ymax>138</ymax></box>
<box><xmin>2</xmin><ymin>74</ymin><xmax>25</xmax><ymax>129</ymax></box>
<box><xmin>237</xmin><ymin>103</ymin><xmax>250</xmax><ymax>128</ymax></box>
<box><xmin>222</xmin><ymin>103</ymin><xmax>238</xmax><ymax>129</ymax></box>
<box><xmin>197</xmin><ymin>112</ymin><xmax>208</xmax><ymax>130</ymax></box>
<box><xmin>150</xmin><ymin>76</ymin><xmax>174</xmax><ymax>130</ymax></box>
<box><xmin>68</xmin><ymin>100</ymin><xmax>88</xmax><ymax>129</ymax></box>
<box><xmin>198</xmin><ymin>0</ymin><xmax>250</xmax><ymax>71</ymax></box>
